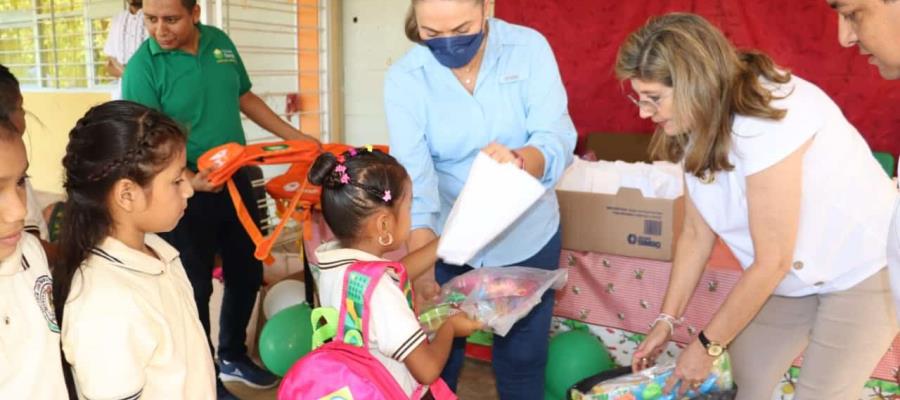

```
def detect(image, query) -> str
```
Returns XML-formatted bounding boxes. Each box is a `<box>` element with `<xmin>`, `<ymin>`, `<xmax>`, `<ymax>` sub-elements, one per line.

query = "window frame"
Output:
<box><xmin>0</xmin><ymin>0</ymin><xmax>122</xmax><ymax>90</ymax></box>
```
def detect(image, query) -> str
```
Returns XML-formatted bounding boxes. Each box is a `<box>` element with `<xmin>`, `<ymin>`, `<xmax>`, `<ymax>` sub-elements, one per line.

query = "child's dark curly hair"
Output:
<box><xmin>308</xmin><ymin>148</ymin><xmax>409</xmax><ymax>245</ymax></box>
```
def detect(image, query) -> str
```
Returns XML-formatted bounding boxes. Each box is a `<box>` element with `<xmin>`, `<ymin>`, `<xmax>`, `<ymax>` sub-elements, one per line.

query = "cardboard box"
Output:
<box><xmin>557</xmin><ymin>187</ymin><xmax>683</xmax><ymax>260</ymax></box>
<box><xmin>560</xmin><ymin>132</ymin><xmax>683</xmax><ymax>260</ymax></box>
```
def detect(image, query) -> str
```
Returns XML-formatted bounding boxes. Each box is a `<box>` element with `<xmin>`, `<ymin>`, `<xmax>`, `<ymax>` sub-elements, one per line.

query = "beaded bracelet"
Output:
<box><xmin>649</xmin><ymin>313</ymin><xmax>683</xmax><ymax>334</ymax></box>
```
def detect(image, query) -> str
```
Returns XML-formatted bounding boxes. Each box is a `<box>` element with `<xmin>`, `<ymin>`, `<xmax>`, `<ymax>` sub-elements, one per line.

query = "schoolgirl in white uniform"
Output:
<box><xmin>55</xmin><ymin>101</ymin><xmax>215</xmax><ymax>399</ymax></box>
<box><xmin>0</xmin><ymin>120</ymin><xmax>67</xmax><ymax>399</ymax></box>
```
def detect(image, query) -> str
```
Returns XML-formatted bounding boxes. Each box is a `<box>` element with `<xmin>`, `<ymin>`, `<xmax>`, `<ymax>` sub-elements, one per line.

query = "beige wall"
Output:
<box><xmin>22</xmin><ymin>91</ymin><xmax>110</xmax><ymax>194</ymax></box>
<box><xmin>342</xmin><ymin>0</ymin><xmax>414</xmax><ymax>146</ymax></box>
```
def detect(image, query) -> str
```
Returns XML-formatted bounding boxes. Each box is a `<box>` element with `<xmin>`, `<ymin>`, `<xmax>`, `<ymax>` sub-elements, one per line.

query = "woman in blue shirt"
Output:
<box><xmin>384</xmin><ymin>1</ymin><xmax>576</xmax><ymax>398</ymax></box>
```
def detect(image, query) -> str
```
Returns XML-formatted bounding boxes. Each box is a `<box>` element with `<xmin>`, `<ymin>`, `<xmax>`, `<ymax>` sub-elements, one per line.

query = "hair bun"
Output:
<box><xmin>308</xmin><ymin>152</ymin><xmax>339</xmax><ymax>187</ymax></box>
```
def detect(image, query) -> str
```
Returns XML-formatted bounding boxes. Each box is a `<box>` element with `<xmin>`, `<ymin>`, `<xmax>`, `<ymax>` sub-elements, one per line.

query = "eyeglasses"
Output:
<box><xmin>626</xmin><ymin>91</ymin><xmax>671</xmax><ymax>114</ymax></box>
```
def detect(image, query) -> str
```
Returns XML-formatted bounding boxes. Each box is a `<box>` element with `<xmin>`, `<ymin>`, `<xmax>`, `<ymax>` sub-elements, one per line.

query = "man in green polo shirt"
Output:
<box><xmin>122</xmin><ymin>0</ymin><xmax>318</xmax><ymax>397</ymax></box>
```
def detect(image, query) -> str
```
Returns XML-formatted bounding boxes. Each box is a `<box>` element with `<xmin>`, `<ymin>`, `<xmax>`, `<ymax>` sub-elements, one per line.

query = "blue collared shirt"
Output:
<box><xmin>385</xmin><ymin>18</ymin><xmax>576</xmax><ymax>267</ymax></box>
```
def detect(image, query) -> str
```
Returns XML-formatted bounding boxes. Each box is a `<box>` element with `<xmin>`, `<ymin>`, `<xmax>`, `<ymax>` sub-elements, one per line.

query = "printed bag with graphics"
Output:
<box><xmin>277</xmin><ymin>261</ymin><xmax>456</xmax><ymax>400</ymax></box>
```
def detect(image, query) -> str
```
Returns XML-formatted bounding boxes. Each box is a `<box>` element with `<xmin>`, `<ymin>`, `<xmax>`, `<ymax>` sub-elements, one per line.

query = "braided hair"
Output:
<box><xmin>53</xmin><ymin>100</ymin><xmax>186</xmax><ymax>326</ymax></box>
<box><xmin>308</xmin><ymin>148</ymin><xmax>409</xmax><ymax>247</ymax></box>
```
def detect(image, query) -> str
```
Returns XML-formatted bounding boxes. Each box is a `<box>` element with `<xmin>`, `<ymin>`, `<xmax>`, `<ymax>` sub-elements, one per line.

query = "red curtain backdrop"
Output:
<box><xmin>495</xmin><ymin>0</ymin><xmax>900</xmax><ymax>158</ymax></box>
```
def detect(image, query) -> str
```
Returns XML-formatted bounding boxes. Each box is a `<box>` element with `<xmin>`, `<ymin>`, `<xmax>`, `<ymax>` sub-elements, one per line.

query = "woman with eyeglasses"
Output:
<box><xmin>619</xmin><ymin>13</ymin><xmax>898</xmax><ymax>399</ymax></box>
<box><xmin>384</xmin><ymin>1</ymin><xmax>576</xmax><ymax>398</ymax></box>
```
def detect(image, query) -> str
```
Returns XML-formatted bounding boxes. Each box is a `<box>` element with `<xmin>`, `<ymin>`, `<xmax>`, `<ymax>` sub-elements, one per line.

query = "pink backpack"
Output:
<box><xmin>277</xmin><ymin>261</ymin><xmax>456</xmax><ymax>400</ymax></box>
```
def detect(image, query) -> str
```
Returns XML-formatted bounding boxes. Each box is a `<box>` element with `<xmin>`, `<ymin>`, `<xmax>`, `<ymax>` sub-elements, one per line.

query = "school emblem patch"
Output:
<box><xmin>33</xmin><ymin>275</ymin><xmax>60</xmax><ymax>333</ymax></box>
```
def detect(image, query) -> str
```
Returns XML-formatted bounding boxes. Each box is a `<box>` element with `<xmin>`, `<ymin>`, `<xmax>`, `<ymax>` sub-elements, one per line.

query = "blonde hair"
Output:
<box><xmin>615</xmin><ymin>13</ymin><xmax>790</xmax><ymax>178</ymax></box>
<box><xmin>404</xmin><ymin>0</ymin><xmax>484</xmax><ymax>43</ymax></box>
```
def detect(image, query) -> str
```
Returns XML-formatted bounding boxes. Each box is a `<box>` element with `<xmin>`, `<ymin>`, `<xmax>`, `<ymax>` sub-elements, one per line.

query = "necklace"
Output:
<box><xmin>456</xmin><ymin>52</ymin><xmax>482</xmax><ymax>89</ymax></box>
<box><xmin>463</xmin><ymin>64</ymin><xmax>475</xmax><ymax>85</ymax></box>
<box><xmin>457</xmin><ymin>24</ymin><xmax>489</xmax><ymax>90</ymax></box>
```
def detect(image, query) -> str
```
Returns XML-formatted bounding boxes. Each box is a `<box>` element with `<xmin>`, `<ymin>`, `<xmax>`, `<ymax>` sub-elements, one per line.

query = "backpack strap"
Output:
<box><xmin>310</xmin><ymin>307</ymin><xmax>339</xmax><ymax>350</ymax></box>
<box><xmin>336</xmin><ymin>261</ymin><xmax>414</xmax><ymax>348</ymax></box>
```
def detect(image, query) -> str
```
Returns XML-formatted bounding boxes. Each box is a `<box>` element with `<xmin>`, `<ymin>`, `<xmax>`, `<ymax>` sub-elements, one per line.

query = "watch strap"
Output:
<box><xmin>698</xmin><ymin>330</ymin><xmax>725</xmax><ymax>350</ymax></box>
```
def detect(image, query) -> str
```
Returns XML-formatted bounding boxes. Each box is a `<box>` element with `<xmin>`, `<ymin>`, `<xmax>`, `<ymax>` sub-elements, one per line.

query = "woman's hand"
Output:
<box><xmin>406</xmin><ymin>229</ymin><xmax>440</xmax><ymax>309</ymax></box>
<box><xmin>664</xmin><ymin>340</ymin><xmax>716</xmax><ymax>397</ymax></box>
<box><xmin>631</xmin><ymin>321</ymin><xmax>672</xmax><ymax>371</ymax></box>
<box><xmin>481</xmin><ymin>142</ymin><xmax>522</xmax><ymax>167</ymax></box>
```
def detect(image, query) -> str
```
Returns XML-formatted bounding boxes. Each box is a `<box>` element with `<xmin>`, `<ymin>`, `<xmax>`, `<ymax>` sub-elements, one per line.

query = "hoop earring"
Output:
<box><xmin>378</xmin><ymin>232</ymin><xmax>394</xmax><ymax>247</ymax></box>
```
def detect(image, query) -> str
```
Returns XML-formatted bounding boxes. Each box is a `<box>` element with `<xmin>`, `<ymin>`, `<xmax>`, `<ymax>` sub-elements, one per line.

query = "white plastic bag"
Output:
<box><xmin>556</xmin><ymin>158</ymin><xmax>683</xmax><ymax>199</ymax></box>
<box><xmin>437</xmin><ymin>153</ymin><xmax>546</xmax><ymax>265</ymax></box>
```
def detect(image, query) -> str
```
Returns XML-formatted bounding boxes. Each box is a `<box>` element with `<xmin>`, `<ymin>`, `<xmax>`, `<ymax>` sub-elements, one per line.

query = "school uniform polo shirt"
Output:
<box><xmin>122</xmin><ymin>23</ymin><xmax>252</xmax><ymax>170</ymax></box>
<box><xmin>0</xmin><ymin>233</ymin><xmax>67</xmax><ymax>399</ymax></box>
<box><xmin>313</xmin><ymin>242</ymin><xmax>428</xmax><ymax>398</ymax></box>
<box><xmin>61</xmin><ymin>234</ymin><xmax>215</xmax><ymax>400</ymax></box>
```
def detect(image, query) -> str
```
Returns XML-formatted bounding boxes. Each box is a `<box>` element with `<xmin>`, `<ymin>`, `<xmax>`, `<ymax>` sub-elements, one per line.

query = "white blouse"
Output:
<box><xmin>686</xmin><ymin>75</ymin><xmax>898</xmax><ymax>297</ymax></box>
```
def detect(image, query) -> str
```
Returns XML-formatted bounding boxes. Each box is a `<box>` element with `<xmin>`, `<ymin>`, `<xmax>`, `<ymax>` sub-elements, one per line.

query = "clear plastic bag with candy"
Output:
<box><xmin>418</xmin><ymin>266</ymin><xmax>567</xmax><ymax>337</ymax></box>
<box><xmin>571</xmin><ymin>353</ymin><xmax>735</xmax><ymax>400</ymax></box>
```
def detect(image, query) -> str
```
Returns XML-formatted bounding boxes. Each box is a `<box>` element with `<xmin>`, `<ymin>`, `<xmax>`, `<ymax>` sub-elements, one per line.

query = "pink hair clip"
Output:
<box><xmin>382</xmin><ymin>190</ymin><xmax>392</xmax><ymax>202</ymax></box>
<box><xmin>334</xmin><ymin>157</ymin><xmax>350</xmax><ymax>184</ymax></box>
<box><xmin>348</xmin><ymin>148</ymin><xmax>358</xmax><ymax>157</ymax></box>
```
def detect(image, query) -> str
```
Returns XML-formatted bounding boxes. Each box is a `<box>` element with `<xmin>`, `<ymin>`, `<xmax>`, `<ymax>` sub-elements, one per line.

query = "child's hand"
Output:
<box><xmin>446</xmin><ymin>313</ymin><xmax>483</xmax><ymax>338</ymax></box>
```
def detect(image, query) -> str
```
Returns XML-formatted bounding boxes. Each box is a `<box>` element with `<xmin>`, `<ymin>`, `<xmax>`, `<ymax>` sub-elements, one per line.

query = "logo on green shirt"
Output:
<box><xmin>213</xmin><ymin>48</ymin><xmax>237</xmax><ymax>64</ymax></box>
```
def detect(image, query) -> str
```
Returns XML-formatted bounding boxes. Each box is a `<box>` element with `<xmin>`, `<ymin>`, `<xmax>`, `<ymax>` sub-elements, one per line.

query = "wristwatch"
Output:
<box><xmin>698</xmin><ymin>331</ymin><xmax>726</xmax><ymax>357</ymax></box>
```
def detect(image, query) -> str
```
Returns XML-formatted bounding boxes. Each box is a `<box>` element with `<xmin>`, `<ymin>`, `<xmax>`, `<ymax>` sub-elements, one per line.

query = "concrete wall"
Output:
<box><xmin>341</xmin><ymin>0</ymin><xmax>413</xmax><ymax>146</ymax></box>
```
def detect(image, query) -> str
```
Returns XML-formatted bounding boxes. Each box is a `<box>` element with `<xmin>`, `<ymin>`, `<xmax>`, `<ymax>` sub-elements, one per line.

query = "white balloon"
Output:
<box><xmin>264</xmin><ymin>279</ymin><xmax>307</xmax><ymax>319</ymax></box>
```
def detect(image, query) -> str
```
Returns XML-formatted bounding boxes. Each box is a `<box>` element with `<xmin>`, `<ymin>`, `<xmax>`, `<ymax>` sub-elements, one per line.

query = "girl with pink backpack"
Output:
<box><xmin>278</xmin><ymin>147</ymin><xmax>481</xmax><ymax>399</ymax></box>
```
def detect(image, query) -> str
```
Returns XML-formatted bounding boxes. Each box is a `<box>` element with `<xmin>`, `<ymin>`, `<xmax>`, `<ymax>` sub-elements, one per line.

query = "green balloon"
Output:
<box><xmin>259</xmin><ymin>303</ymin><xmax>314</xmax><ymax>377</ymax></box>
<box><xmin>545</xmin><ymin>329</ymin><xmax>616</xmax><ymax>400</ymax></box>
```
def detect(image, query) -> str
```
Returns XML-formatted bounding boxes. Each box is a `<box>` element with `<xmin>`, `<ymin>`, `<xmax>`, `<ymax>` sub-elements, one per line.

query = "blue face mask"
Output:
<box><xmin>423</xmin><ymin>28</ymin><xmax>485</xmax><ymax>69</ymax></box>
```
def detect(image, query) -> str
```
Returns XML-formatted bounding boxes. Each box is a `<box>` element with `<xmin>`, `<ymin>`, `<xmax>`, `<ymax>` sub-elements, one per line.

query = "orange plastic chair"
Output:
<box><xmin>197</xmin><ymin>141</ymin><xmax>388</xmax><ymax>263</ymax></box>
